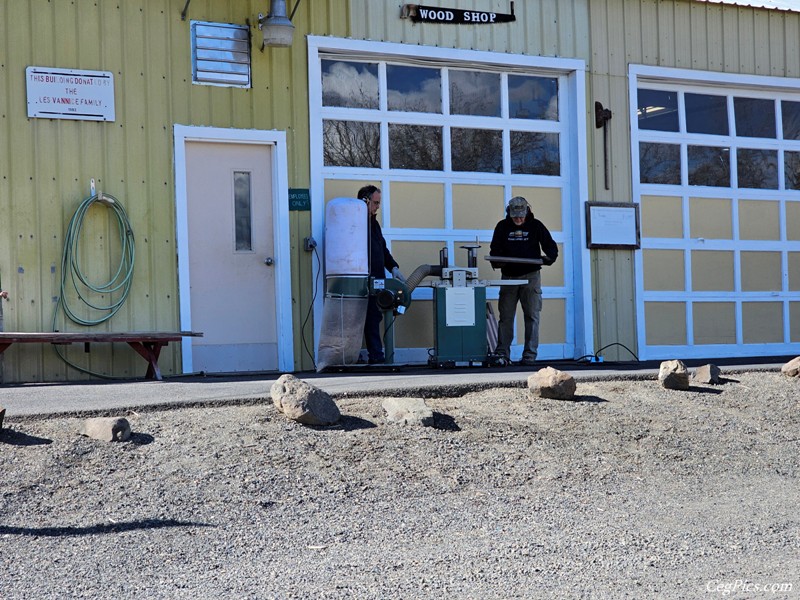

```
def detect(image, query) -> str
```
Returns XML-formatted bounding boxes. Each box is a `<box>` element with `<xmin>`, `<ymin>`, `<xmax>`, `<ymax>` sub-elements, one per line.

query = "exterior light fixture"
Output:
<box><xmin>258</xmin><ymin>0</ymin><xmax>295</xmax><ymax>48</ymax></box>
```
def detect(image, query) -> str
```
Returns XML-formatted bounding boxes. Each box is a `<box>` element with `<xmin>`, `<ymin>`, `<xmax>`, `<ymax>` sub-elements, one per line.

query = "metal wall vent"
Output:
<box><xmin>191</xmin><ymin>21</ymin><xmax>251</xmax><ymax>87</ymax></box>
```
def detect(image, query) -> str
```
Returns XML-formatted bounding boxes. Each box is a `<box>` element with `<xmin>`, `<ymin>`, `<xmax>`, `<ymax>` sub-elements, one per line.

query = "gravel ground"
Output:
<box><xmin>1</xmin><ymin>370</ymin><xmax>798</xmax><ymax>600</ymax></box>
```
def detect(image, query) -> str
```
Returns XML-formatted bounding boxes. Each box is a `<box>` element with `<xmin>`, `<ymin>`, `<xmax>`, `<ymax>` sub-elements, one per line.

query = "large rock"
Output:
<box><xmin>271</xmin><ymin>374</ymin><xmax>341</xmax><ymax>426</ymax></box>
<box><xmin>693</xmin><ymin>364</ymin><xmax>721</xmax><ymax>385</ymax></box>
<box><xmin>659</xmin><ymin>360</ymin><xmax>690</xmax><ymax>390</ymax></box>
<box><xmin>528</xmin><ymin>367</ymin><xmax>576</xmax><ymax>400</ymax></box>
<box><xmin>382</xmin><ymin>397</ymin><xmax>434</xmax><ymax>427</ymax></box>
<box><xmin>781</xmin><ymin>356</ymin><xmax>800</xmax><ymax>378</ymax></box>
<box><xmin>79</xmin><ymin>417</ymin><xmax>131</xmax><ymax>442</ymax></box>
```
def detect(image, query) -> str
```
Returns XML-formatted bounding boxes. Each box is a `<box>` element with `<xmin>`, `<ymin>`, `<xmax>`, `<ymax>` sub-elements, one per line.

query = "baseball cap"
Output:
<box><xmin>508</xmin><ymin>196</ymin><xmax>529</xmax><ymax>218</ymax></box>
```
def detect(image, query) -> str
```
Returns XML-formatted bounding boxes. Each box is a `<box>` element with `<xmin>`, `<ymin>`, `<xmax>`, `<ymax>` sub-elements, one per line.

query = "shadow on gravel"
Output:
<box><xmin>570</xmin><ymin>395</ymin><xmax>608</xmax><ymax>404</ymax></box>
<box><xmin>0</xmin><ymin>429</ymin><xmax>52</xmax><ymax>446</ymax></box>
<box><xmin>0</xmin><ymin>518</ymin><xmax>213</xmax><ymax>537</ymax></box>
<box><xmin>325</xmin><ymin>415</ymin><xmax>377</xmax><ymax>431</ymax></box>
<box><xmin>129</xmin><ymin>432</ymin><xmax>155</xmax><ymax>446</ymax></box>
<box><xmin>433</xmin><ymin>412</ymin><xmax>460</xmax><ymax>431</ymax></box>
<box><xmin>687</xmin><ymin>385</ymin><xmax>724</xmax><ymax>394</ymax></box>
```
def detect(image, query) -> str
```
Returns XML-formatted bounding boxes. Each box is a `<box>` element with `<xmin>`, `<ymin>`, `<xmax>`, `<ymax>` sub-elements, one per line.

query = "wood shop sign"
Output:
<box><xmin>401</xmin><ymin>3</ymin><xmax>516</xmax><ymax>24</ymax></box>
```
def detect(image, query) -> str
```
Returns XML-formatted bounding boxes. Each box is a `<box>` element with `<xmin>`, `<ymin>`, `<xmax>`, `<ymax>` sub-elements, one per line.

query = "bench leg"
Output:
<box><xmin>127</xmin><ymin>341</ymin><xmax>166</xmax><ymax>380</ymax></box>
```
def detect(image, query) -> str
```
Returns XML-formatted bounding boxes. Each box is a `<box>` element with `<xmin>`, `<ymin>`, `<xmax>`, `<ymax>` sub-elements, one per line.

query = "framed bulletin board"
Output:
<box><xmin>585</xmin><ymin>202</ymin><xmax>640</xmax><ymax>249</ymax></box>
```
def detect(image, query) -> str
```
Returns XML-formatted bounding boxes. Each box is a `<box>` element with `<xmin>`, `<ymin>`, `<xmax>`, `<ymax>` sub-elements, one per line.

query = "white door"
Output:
<box><xmin>184</xmin><ymin>141</ymin><xmax>278</xmax><ymax>372</ymax></box>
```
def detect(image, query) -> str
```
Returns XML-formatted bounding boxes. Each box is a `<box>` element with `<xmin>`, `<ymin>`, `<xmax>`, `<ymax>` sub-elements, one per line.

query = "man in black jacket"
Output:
<box><xmin>357</xmin><ymin>185</ymin><xmax>405</xmax><ymax>364</ymax></box>
<box><xmin>489</xmin><ymin>196</ymin><xmax>558</xmax><ymax>366</ymax></box>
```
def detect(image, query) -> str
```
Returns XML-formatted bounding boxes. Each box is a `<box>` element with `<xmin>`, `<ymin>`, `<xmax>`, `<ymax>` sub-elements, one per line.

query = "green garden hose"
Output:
<box><xmin>52</xmin><ymin>192</ymin><xmax>135</xmax><ymax>377</ymax></box>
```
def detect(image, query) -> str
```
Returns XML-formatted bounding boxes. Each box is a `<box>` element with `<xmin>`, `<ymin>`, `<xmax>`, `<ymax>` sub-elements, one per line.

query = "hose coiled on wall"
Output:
<box><xmin>52</xmin><ymin>192</ymin><xmax>135</xmax><ymax>378</ymax></box>
<box><xmin>54</xmin><ymin>192</ymin><xmax>135</xmax><ymax>328</ymax></box>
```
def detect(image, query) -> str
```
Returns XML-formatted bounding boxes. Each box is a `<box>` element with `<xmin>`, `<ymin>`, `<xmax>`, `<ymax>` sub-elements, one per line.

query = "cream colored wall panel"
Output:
<box><xmin>789</xmin><ymin>252</ymin><xmax>800</xmax><ymax>291</ymax></box>
<box><xmin>739</xmin><ymin>200</ymin><xmax>780</xmax><ymax>240</ymax></box>
<box><xmin>742</xmin><ymin>302</ymin><xmax>783</xmax><ymax>343</ymax></box>
<box><xmin>693</xmin><ymin>302</ymin><xmax>736</xmax><ymax>345</ymax></box>
<box><xmin>641</xmin><ymin>195</ymin><xmax>683</xmax><ymax>238</ymax></box>
<box><xmin>396</xmin><ymin>299</ymin><xmax>434</xmax><ymax>348</ymax></box>
<box><xmin>643</xmin><ymin>249</ymin><xmax>684</xmax><ymax>291</ymax></box>
<box><xmin>542</xmin><ymin>243</ymin><xmax>564</xmax><ymax>288</ymax></box>
<box><xmin>512</xmin><ymin>186</ymin><xmax>562</xmax><ymax>231</ymax></box>
<box><xmin>391</xmin><ymin>182</ymin><xmax>445</xmax><ymax>229</ymax></box>
<box><xmin>689</xmin><ymin>197</ymin><xmax>732</xmax><ymax>240</ymax></box>
<box><xmin>645</xmin><ymin>302</ymin><xmax>686</xmax><ymax>345</ymax></box>
<box><xmin>324</xmin><ymin>179</ymin><xmax>364</xmax><ymax>203</ymax></box>
<box><xmin>454</xmin><ymin>240</ymin><xmax>495</xmax><ymax>282</ymax></box>
<box><xmin>691</xmin><ymin>250</ymin><xmax>734</xmax><ymax>292</ymax></box>
<box><xmin>740</xmin><ymin>251</ymin><xmax>781</xmax><ymax>291</ymax></box>
<box><xmin>392</xmin><ymin>241</ymin><xmax>447</xmax><ymax>275</ymax></box>
<box><xmin>452</xmin><ymin>184</ymin><xmax>504</xmax><ymax>230</ymax></box>
<box><xmin>541</xmin><ymin>298</ymin><xmax>566</xmax><ymax>344</ymax></box>
<box><xmin>791</xmin><ymin>302</ymin><xmax>800</xmax><ymax>342</ymax></box>
<box><xmin>786</xmin><ymin>201</ymin><xmax>800</xmax><ymax>240</ymax></box>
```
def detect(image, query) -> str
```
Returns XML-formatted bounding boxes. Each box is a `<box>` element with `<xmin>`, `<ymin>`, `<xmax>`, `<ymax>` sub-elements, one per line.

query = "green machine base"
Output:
<box><xmin>429</xmin><ymin>286</ymin><xmax>487</xmax><ymax>367</ymax></box>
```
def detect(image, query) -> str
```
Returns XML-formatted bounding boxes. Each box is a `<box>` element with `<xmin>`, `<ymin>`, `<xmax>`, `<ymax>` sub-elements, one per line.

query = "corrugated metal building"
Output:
<box><xmin>0</xmin><ymin>0</ymin><xmax>798</xmax><ymax>383</ymax></box>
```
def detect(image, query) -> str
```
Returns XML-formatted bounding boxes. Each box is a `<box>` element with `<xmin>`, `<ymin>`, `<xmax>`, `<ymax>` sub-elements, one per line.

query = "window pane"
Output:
<box><xmin>321</xmin><ymin>60</ymin><xmax>378</xmax><ymax>109</ymax></box>
<box><xmin>782</xmin><ymin>100</ymin><xmax>800</xmax><ymax>140</ymax></box>
<box><xmin>449</xmin><ymin>70</ymin><xmax>501</xmax><ymax>117</ymax></box>
<box><xmin>639</xmin><ymin>142</ymin><xmax>681</xmax><ymax>184</ymax></box>
<box><xmin>734</xmin><ymin>97</ymin><xmax>776</xmax><ymax>138</ymax></box>
<box><xmin>688</xmin><ymin>145</ymin><xmax>731</xmax><ymax>187</ymax></box>
<box><xmin>323</xmin><ymin>120</ymin><xmax>380</xmax><ymax>167</ymax></box>
<box><xmin>638</xmin><ymin>88</ymin><xmax>679</xmax><ymax>132</ymax></box>
<box><xmin>685</xmin><ymin>93</ymin><xmax>728</xmax><ymax>135</ymax></box>
<box><xmin>737</xmin><ymin>148</ymin><xmax>778</xmax><ymax>189</ymax></box>
<box><xmin>786</xmin><ymin>151</ymin><xmax>800</xmax><ymax>190</ymax></box>
<box><xmin>389</xmin><ymin>124</ymin><xmax>443</xmax><ymax>170</ymax></box>
<box><xmin>508</xmin><ymin>75</ymin><xmax>558</xmax><ymax>120</ymax></box>
<box><xmin>451</xmin><ymin>128</ymin><xmax>502</xmax><ymax>172</ymax></box>
<box><xmin>387</xmin><ymin>65</ymin><xmax>441</xmax><ymax>113</ymax></box>
<box><xmin>510</xmin><ymin>131</ymin><xmax>560</xmax><ymax>175</ymax></box>
<box><xmin>233</xmin><ymin>171</ymin><xmax>252</xmax><ymax>251</ymax></box>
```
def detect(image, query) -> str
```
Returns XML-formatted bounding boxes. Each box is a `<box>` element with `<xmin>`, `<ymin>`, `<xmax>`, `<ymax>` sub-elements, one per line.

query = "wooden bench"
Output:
<box><xmin>0</xmin><ymin>331</ymin><xmax>203</xmax><ymax>381</ymax></box>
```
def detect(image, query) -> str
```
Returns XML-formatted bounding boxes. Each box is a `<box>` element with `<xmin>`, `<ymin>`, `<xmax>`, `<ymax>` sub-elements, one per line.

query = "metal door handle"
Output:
<box><xmin>264</xmin><ymin>257</ymin><xmax>274</xmax><ymax>266</ymax></box>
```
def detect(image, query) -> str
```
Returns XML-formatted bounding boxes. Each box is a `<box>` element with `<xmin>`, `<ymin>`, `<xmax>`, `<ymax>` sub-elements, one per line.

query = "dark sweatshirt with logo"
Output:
<box><xmin>489</xmin><ymin>213</ymin><xmax>558</xmax><ymax>278</ymax></box>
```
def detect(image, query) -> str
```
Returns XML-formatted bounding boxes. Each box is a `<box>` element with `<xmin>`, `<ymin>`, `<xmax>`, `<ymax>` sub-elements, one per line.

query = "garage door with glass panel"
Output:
<box><xmin>311</xmin><ymin>41</ymin><xmax>581</xmax><ymax>363</ymax></box>
<box><xmin>632</xmin><ymin>67</ymin><xmax>800</xmax><ymax>360</ymax></box>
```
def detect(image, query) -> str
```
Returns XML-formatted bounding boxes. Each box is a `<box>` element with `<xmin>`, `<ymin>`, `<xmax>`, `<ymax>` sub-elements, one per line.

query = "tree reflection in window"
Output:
<box><xmin>389</xmin><ymin>124</ymin><xmax>443</xmax><ymax>170</ymax></box>
<box><xmin>640</xmin><ymin>142</ymin><xmax>681</xmax><ymax>184</ymax></box>
<box><xmin>450</xmin><ymin>70</ymin><xmax>501</xmax><ymax>117</ymax></box>
<box><xmin>737</xmin><ymin>149</ymin><xmax>778</xmax><ymax>189</ymax></box>
<box><xmin>323</xmin><ymin>120</ymin><xmax>380</xmax><ymax>167</ymax></box>
<box><xmin>452</xmin><ymin>128</ymin><xmax>502</xmax><ymax>172</ymax></box>
<box><xmin>511</xmin><ymin>131</ymin><xmax>559</xmax><ymax>175</ymax></box>
<box><xmin>387</xmin><ymin>65</ymin><xmax>441</xmax><ymax>113</ymax></box>
<box><xmin>688</xmin><ymin>145</ymin><xmax>730</xmax><ymax>187</ymax></box>
<box><xmin>782</xmin><ymin>100</ymin><xmax>800</xmax><ymax>140</ymax></box>
<box><xmin>321</xmin><ymin>60</ymin><xmax>378</xmax><ymax>109</ymax></box>
<box><xmin>786</xmin><ymin>151</ymin><xmax>800</xmax><ymax>190</ymax></box>
<box><xmin>734</xmin><ymin>98</ymin><xmax>776</xmax><ymax>138</ymax></box>
<box><xmin>638</xmin><ymin>89</ymin><xmax>679</xmax><ymax>132</ymax></box>
<box><xmin>508</xmin><ymin>75</ymin><xmax>558</xmax><ymax>120</ymax></box>
<box><xmin>686</xmin><ymin>93</ymin><xmax>728</xmax><ymax>135</ymax></box>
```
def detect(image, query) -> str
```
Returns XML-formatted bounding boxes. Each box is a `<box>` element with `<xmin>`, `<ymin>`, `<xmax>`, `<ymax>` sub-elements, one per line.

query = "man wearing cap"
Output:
<box><xmin>489</xmin><ymin>196</ymin><xmax>558</xmax><ymax>366</ymax></box>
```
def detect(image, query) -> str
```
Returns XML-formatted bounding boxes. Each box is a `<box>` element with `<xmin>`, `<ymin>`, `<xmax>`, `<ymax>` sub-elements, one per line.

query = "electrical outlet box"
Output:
<box><xmin>590</xmin><ymin>355</ymin><xmax>604</xmax><ymax>363</ymax></box>
<box><xmin>303</xmin><ymin>237</ymin><xmax>317</xmax><ymax>252</ymax></box>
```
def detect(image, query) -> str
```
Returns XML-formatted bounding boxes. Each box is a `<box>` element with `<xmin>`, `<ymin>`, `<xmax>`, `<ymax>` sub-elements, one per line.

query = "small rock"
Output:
<box><xmin>528</xmin><ymin>367</ymin><xmax>576</xmax><ymax>400</ymax></box>
<box><xmin>693</xmin><ymin>364</ymin><xmax>721</xmax><ymax>385</ymax></box>
<box><xmin>382</xmin><ymin>397</ymin><xmax>434</xmax><ymax>427</ymax></box>
<box><xmin>659</xmin><ymin>360</ymin><xmax>690</xmax><ymax>390</ymax></box>
<box><xmin>781</xmin><ymin>356</ymin><xmax>800</xmax><ymax>378</ymax></box>
<box><xmin>270</xmin><ymin>374</ymin><xmax>340</xmax><ymax>426</ymax></box>
<box><xmin>79</xmin><ymin>417</ymin><xmax>131</xmax><ymax>442</ymax></box>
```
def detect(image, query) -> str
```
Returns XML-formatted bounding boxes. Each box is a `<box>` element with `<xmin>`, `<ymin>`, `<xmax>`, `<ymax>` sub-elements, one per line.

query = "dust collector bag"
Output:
<box><xmin>316</xmin><ymin>295</ymin><xmax>368</xmax><ymax>372</ymax></box>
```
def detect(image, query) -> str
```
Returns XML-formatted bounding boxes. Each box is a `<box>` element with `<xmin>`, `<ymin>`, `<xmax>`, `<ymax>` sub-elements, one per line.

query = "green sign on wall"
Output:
<box><xmin>289</xmin><ymin>188</ymin><xmax>310</xmax><ymax>211</ymax></box>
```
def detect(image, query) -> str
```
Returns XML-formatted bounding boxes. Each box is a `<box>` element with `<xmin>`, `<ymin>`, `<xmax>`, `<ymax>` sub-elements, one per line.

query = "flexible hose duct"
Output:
<box><xmin>405</xmin><ymin>264</ymin><xmax>443</xmax><ymax>293</ymax></box>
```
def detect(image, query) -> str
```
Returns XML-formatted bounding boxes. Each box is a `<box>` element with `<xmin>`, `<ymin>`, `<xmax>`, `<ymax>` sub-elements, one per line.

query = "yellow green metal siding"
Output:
<box><xmin>0</xmin><ymin>0</ymin><xmax>347</xmax><ymax>382</ymax></box>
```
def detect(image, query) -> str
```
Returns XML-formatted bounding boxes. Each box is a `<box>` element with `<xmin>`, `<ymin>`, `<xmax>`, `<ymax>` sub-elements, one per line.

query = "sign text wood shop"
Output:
<box><xmin>401</xmin><ymin>4</ymin><xmax>516</xmax><ymax>24</ymax></box>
